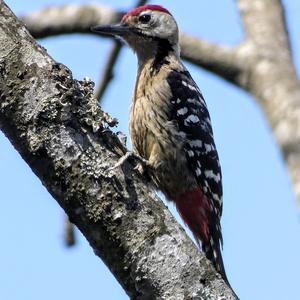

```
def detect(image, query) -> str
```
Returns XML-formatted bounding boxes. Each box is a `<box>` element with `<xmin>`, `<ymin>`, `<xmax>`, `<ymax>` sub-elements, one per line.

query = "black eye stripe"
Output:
<box><xmin>138</xmin><ymin>14</ymin><xmax>151</xmax><ymax>23</ymax></box>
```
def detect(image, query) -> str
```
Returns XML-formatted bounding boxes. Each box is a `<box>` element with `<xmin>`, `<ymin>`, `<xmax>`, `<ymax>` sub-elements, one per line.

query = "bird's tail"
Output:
<box><xmin>202</xmin><ymin>228</ymin><xmax>229</xmax><ymax>285</ymax></box>
<box><xmin>175</xmin><ymin>188</ymin><xmax>230</xmax><ymax>285</ymax></box>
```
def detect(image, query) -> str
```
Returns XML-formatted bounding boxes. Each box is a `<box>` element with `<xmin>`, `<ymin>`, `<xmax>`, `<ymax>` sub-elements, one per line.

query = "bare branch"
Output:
<box><xmin>21</xmin><ymin>3</ymin><xmax>241</xmax><ymax>86</ymax></box>
<box><xmin>94</xmin><ymin>41</ymin><xmax>122</xmax><ymax>102</ymax></box>
<box><xmin>0</xmin><ymin>2</ymin><xmax>237</xmax><ymax>298</ymax></box>
<box><xmin>235</xmin><ymin>0</ymin><xmax>300</xmax><ymax>203</ymax></box>
<box><xmin>179</xmin><ymin>34</ymin><xmax>246</xmax><ymax>86</ymax></box>
<box><xmin>20</xmin><ymin>3</ymin><xmax>122</xmax><ymax>38</ymax></box>
<box><xmin>237</xmin><ymin>0</ymin><xmax>292</xmax><ymax>55</ymax></box>
<box><xmin>64</xmin><ymin>215</ymin><xmax>76</xmax><ymax>247</ymax></box>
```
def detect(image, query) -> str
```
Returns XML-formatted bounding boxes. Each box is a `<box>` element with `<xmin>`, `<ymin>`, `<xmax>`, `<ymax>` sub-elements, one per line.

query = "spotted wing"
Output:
<box><xmin>166</xmin><ymin>69</ymin><xmax>223</xmax><ymax>223</ymax></box>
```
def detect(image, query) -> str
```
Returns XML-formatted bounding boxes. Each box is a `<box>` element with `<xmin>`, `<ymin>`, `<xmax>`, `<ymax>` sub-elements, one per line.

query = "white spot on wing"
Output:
<box><xmin>187</xmin><ymin>150</ymin><xmax>194</xmax><ymax>157</ymax></box>
<box><xmin>188</xmin><ymin>140</ymin><xmax>202</xmax><ymax>148</ymax></box>
<box><xmin>187</xmin><ymin>98</ymin><xmax>199</xmax><ymax>105</ymax></box>
<box><xmin>204</xmin><ymin>143</ymin><xmax>214</xmax><ymax>152</ymax></box>
<box><xmin>195</xmin><ymin>168</ymin><xmax>201</xmax><ymax>176</ymax></box>
<box><xmin>184</xmin><ymin>114</ymin><xmax>200</xmax><ymax>125</ymax></box>
<box><xmin>188</xmin><ymin>84</ymin><xmax>197</xmax><ymax>91</ymax></box>
<box><xmin>204</xmin><ymin>170</ymin><xmax>221</xmax><ymax>183</ymax></box>
<box><xmin>177</xmin><ymin>107</ymin><xmax>188</xmax><ymax>115</ymax></box>
<box><xmin>212</xmin><ymin>192</ymin><xmax>222</xmax><ymax>203</ymax></box>
<box><xmin>182</xmin><ymin>81</ymin><xmax>197</xmax><ymax>92</ymax></box>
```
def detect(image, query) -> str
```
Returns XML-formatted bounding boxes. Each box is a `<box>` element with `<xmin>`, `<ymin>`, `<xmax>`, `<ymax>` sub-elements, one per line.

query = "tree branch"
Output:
<box><xmin>237</xmin><ymin>0</ymin><xmax>292</xmax><ymax>54</ymax></box>
<box><xmin>20</xmin><ymin>3</ymin><xmax>242</xmax><ymax>86</ymax></box>
<box><xmin>64</xmin><ymin>215</ymin><xmax>76</xmax><ymax>247</ymax></box>
<box><xmin>0</xmin><ymin>2</ymin><xmax>236</xmax><ymax>299</ymax></box>
<box><xmin>235</xmin><ymin>0</ymin><xmax>300</xmax><ymax>203</ymax></box>
<box><xmin>94</xmin><ymin>39</ymin><xmax>122</xmax><ymax>101</ymax></box>
<box><xmin>179</xmin><ymin>34</ymin><xmax>246</xmax><ymax>86</ymax></box>
<box><xmin>20</xmin><ymin>3</ymin><xmax>122</xmax><ymax>38</ymax></box>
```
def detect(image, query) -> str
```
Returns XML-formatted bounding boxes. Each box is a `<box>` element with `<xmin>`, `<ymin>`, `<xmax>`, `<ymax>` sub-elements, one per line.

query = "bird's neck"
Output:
<box><xmin>133</xmin><ymin>45</ymin><xmax>184</xmax><ymax>105</ymax></box>
<box><xmin>136</xmin><ymin>38</ymin><xmax>180</xmax><ymax>73</ymax></box>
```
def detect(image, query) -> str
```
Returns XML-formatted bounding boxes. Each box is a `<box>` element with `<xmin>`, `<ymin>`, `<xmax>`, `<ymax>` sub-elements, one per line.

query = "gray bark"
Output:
<box><xmin>236</xmin><ymin>0</ymin><xmax>300</xmax><ymax>203</ymax></box>
<box><xmin>21</xmin><ymin>0</ymin><xmax>300</xmax><ymax>207</ymax></box>
<box><xmin>0</xmin><ymin>2</ymin><xmax>236</xmax><ymax>299</ymax></box>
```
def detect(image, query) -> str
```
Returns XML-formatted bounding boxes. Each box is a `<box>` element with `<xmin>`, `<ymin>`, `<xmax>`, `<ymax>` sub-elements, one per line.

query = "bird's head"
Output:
<box><xmin>92</xmin><ymin>5</ymin><xmax>179</xmax><ymax>63</ymax></box>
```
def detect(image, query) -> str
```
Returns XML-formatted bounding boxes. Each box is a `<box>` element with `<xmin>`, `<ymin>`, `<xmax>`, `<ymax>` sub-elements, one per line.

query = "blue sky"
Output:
<box><xmin>1</xmin><ymin>1</ymin><xmax>300</xmax><ymax>299</ymax></box>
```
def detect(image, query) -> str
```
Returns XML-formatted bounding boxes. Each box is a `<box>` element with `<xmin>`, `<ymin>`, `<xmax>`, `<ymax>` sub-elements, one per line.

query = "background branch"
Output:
<box><xmin>236</xmin><ymin>0</ymin><xmax>300</xmax><ymax>203</ymax></box>
<box><xmin>94</xmin><ymin>39</ymin><xmax>122</xmax><ymax>102</ymax></box>
<box><xmin>20</xmin><ymin>3</ymin><xmax>241</xmax><ymax>85</ymax></box>
<box><xmin>0</xmin><ymin>2</ymin><xmax>236</xmax><ymax>299</ymax></box>
<box><xmin>64</xmin><ymin>215</ymin><xmax>76</xmax><ymax>247</ymax></box>
<box><xmin>179</xmin><ymin>34</ymin><xmax>245</xmax><ymax>86</ymax></box>
<box><xmin>20</xmin><ymin>3</ymin><xmax>122</xmax><ymax>38</ymax></box>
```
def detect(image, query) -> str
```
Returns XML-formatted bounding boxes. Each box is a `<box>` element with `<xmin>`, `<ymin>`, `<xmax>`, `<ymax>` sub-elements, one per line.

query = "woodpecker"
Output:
<box><xmin>92</xmin><ymin>4</ymin><xmax>230</xmax><ymax>287</ymax></box>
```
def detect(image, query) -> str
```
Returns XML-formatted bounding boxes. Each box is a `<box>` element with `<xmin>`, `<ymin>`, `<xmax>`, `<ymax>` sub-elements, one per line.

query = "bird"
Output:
<box><xmin>92</xmin><ymin>4</ymin><xmax>232</xmax><ymax>289</ymax></box>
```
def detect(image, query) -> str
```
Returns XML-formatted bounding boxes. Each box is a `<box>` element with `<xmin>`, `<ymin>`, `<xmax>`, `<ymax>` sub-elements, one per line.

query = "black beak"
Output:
<box><xmin>91</xmin><ymin>24</ymin><xmax>132</xmax><ymax>36</ymax></box>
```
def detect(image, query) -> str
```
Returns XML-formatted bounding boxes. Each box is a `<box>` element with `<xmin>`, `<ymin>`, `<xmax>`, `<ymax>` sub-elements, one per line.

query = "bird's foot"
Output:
<box><xmin>108</xmin><ymin>151</ymin><xmax>151</xmax><ymax>173</ymax></box>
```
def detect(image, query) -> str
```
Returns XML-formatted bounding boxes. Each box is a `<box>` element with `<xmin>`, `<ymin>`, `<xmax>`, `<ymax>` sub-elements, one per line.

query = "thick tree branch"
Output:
<box><xmin>237</xmin><ymin>0</ymin><xmax>292</xmax><ymax>54</ymax></box>
<box><xmin>0</xmin><ymin>2</ymin><xmax>236</xmax><ymax>299</ymax></box>
<box><xmin>236</xmin><ymin>0</ymin><xmax>300</xmax><ymax>203</ymax></box>
<box><xmin>20</xmin><ymin>3</ymin><xmax>122</xmax><ymax>38</ymax></box>
<box><xmin>179</xmin><ymin>34</ymin><xmax>246</xmax><ymax>86</ymax></box>
<box><xmin>21</xmin><ymin>1</ymin><xmax>300</xmax><ymax>206</ymax></box>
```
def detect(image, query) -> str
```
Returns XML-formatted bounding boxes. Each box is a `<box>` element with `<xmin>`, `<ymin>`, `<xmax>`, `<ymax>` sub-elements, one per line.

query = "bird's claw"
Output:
<box><xmin>107</xmin><ymin>151</ymin><xmax>150</xmax><ymax>173</ymax></box>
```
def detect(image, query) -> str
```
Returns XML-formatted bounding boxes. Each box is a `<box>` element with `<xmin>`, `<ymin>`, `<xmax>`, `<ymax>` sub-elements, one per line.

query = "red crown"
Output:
<box><xmin>122</xmin><ymin>5</ymin><xmax>171</xmax><ymax>22</ymax></box>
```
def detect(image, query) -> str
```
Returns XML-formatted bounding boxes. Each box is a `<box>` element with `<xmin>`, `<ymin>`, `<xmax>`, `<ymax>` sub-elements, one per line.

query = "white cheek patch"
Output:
<box><xmin>150</xmin><ymin>13</ymin><xmax>178</xmax><ymax>40</ymax></box>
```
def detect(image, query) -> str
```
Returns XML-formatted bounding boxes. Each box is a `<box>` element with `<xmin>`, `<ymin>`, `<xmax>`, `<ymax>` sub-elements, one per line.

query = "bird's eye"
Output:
<box><xmin>138</xmin><ymin>14</ymin><xmax>151</xmax><ymax>24</ymax></box>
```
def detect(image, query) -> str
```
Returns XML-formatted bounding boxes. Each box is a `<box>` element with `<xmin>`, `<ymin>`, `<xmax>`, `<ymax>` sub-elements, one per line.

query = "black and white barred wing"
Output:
<box><xmin>166</xmin><ymin>69</ymin><xmax>223</xmax><ymax>219</ymax></box>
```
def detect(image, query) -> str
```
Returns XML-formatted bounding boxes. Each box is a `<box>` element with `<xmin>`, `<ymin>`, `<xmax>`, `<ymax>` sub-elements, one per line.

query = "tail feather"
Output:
<box><xmin>175</xmin><ymin>188</ymin><xmax>229</xmax><ymax>284</ymax></box>
<box><xmin>203</xmin><ymin>239</ymin><xmax>239</xmax><ymax>299</ymax></box>
<box><xmin>203</xmin><ymin>232</ymin><xmax>229</xmax><ymax>285</ymax></box>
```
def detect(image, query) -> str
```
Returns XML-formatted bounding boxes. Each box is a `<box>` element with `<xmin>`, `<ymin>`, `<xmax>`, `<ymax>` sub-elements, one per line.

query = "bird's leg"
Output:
<box><xmin>108</xmin><ymin>151</ymin><xmax>151</xmax><ymax>174</ymax></box>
